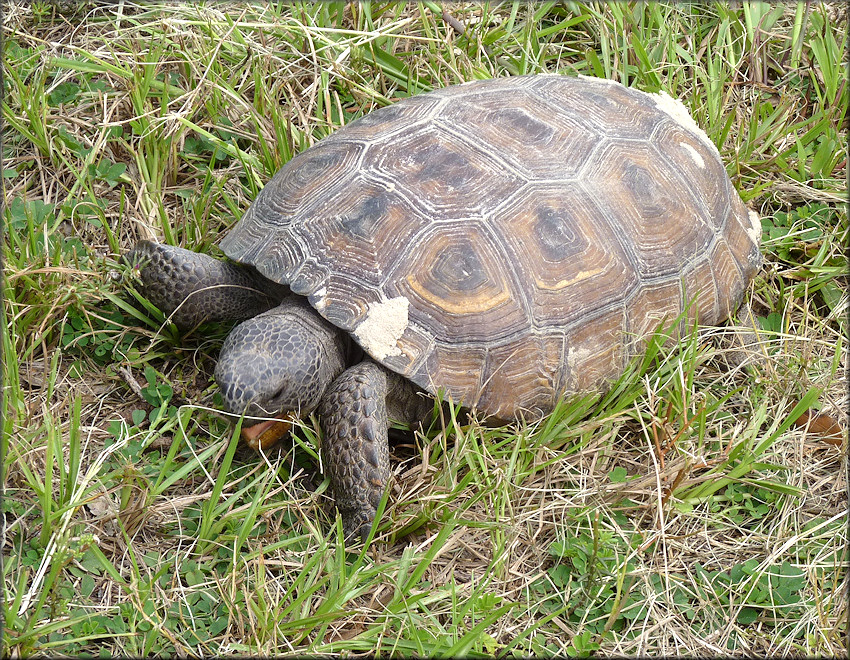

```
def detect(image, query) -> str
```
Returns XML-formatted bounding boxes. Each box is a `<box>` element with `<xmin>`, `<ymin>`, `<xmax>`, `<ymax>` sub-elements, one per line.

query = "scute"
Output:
<box><xmin>579</xmin><ymin>138</ymin><xmax>717</xmax><ymax>278</ymax></box>
<box><xmin>435</xmin><ymin>88</ymin><xmax>599</xmax><ymax>179</ymax></box>
<box><xmin>367</xmin><ymin>122</ymin><xmax>526</xmax><ymax>217</ymax></box>
<box><xmin>497</xmin><ymin>184</ymin><xmax>639</xmax><ymax>326</ymax></box>
<box><xmin>221</xmin><ymin>75</ymin><xmax>761</xmax><ymax>420</ymax></box>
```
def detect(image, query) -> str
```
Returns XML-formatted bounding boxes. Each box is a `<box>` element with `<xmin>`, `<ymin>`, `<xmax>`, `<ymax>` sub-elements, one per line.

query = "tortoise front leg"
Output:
<box><xmin>318</xmin><ymin>361</ymin><xmax>392</xmax><ymax>541</ymax></box>
<box><xmin>126</xmin><ymin>240</ymin><xmax>289</xmax><ymax>329</ymax></box>
<box><xmin>319</xmin><ymin>360</ymin><xmax>432</xmax><ymax>540</ymax></box>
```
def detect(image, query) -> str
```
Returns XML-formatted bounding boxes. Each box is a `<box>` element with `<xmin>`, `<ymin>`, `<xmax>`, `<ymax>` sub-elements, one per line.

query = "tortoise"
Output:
<box><xmin>128</xmin><ymin>74</ymin><xmax>762</xmax><ymax>539</ymax></box>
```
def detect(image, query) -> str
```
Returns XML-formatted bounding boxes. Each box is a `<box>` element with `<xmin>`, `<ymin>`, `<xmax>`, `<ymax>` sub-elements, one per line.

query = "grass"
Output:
<box><xmin>2</xmin><ymin>1</ymin><xmax>847</xmax><ymax>656</ymax></box>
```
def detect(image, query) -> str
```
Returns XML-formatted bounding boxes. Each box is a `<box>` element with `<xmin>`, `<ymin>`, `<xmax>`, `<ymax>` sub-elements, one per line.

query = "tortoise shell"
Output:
<box><xmin>220</xmin><ymin>74</ymin><xmax>762</xmax><ymax>420</ymax></box>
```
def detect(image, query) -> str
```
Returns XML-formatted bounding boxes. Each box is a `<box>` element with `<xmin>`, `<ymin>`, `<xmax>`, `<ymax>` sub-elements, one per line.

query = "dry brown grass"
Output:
<box><xmin>3</xmin><ymin>2</ymin><xmax>847</xmax><ymax>656</ymax></box>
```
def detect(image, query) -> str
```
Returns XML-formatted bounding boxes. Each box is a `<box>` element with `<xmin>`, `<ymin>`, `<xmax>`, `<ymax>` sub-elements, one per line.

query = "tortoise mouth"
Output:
<box><xmin>240</xmin><ymin>414</ymin><xmax>297</xmax><ymax>450</ymax></box>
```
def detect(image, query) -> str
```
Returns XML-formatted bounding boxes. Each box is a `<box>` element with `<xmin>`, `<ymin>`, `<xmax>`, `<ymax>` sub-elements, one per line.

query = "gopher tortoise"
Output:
<box><xmin>128</xmin><ymin>74</ymin><xmax>761</xmax><ymax>539</ymax></box>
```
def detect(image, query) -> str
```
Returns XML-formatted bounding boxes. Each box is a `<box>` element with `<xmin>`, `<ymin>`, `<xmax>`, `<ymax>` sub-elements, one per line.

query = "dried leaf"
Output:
<box><xmin>793</xmin><ymin>410</ymin><xmax>844</xmax><ymax>446</ymax></box>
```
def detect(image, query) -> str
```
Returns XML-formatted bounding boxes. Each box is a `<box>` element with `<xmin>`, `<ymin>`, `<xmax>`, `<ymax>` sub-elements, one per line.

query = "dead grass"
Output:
<box><xmin>2</xmin><ymin>2</ymin><xmax>847</xmax><ymax>657</ymax></box>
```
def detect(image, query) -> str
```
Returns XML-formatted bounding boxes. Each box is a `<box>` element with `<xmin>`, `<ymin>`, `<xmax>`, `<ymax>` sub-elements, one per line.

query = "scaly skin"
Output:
<box><xmin>318</xmin><ymin>361</ymin><xmax>431</xmax><ymax>540</ymax></box>
<box><xmin>318</xmin><ymin>362</ymin><xmax>392</xmax><ymax>541</ymax></box>
<box><xmin>128</xmin><ymin>241</ymin><xmax>432</xmax><ymax>541</ymax></box>
<box><xmin>126</xmin><ymin>240</ymin><xmax>289</xmax><ymax>328</ymax></box>
<box><xmin>215</xmin><ymin>298</ymin><xmax>348</xmax><ymax>418</ymax></box>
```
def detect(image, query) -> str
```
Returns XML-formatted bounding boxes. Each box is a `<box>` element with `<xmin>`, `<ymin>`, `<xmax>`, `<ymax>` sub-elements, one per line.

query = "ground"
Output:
<box><xmin>2</xmin><ymin>2</ymin><xmax>847</xmax><ymax>656</ymax></box>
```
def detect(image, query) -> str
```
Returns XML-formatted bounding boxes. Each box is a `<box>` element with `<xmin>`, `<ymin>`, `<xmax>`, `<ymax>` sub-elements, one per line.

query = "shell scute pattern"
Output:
<box><xmin>531</xmin><ymin>75</ymin><xmax>662</xmax><ymax>139</ymax></box>
<box><xmin>366</xmin><ymin>122</ymin><xmax>527</xmax><ymax>217</ymax></box>
<box><xmin>623</xmin><ymin>279</ymin><xmax>683</xmax><ymax>351</ymax></box>
<box><xmin>221</xmin><ymin>75</ymin><xmax>761</xmax><ymax>420</ymax></box>
<box><xmin>578</xmin><ymin>138</ymin><xmax>716</xmax><ymax>279</ymax></box>
<box><xmin>329</xmin><ymin>93</ymin><xmax>445</xmax><ymax>141</ymax></box>
<box><xmin>295</xmin><ymin>178</ymin><xmax>427</xmax><ymax>327</ymax></box>
<box><xmin>436</xmin><ymin>89</ymin><xmax>599</xmax><ymax>180</ymax></box>
<box><xmin>496</xmin><ymin>185</ymin><xmax>640</xmax><ymax>327</ymax></box>
<box><xmin>383</xmin><ymin>220</ymin><xmax>530</xmax><ymax>343</ymax></box>
<box><xmin>651</xmin><ymin>120</ymin><xmax>736</xmax><ymax>234</ymax></box>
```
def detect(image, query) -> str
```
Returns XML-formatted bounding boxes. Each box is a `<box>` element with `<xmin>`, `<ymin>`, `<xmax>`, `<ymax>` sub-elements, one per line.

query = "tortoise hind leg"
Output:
<box><xmin>126</xmin><ymin>240</ymin><xmax>289</xmax><ymax>329</ymax></box>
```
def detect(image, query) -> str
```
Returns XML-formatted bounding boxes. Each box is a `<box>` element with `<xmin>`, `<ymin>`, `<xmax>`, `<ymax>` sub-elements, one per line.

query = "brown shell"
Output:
<box><xmin>220</xmin><ymin>75</ymin><xmax>761</xmax><ymax>420</ymax></box>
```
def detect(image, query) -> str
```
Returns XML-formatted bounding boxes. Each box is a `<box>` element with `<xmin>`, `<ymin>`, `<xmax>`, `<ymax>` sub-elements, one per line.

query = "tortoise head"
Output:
<box><xmin>214</xmin><ymin>299</ymin><xmax>348</xmax><ymax>446</ymax></box>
